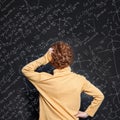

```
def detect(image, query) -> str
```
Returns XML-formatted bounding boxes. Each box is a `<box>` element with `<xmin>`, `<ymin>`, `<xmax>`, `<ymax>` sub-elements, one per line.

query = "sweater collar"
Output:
<box><xmin>53</xmin><ymin>66</ymin><xmax>71</xmax><ymax>75</ymax></box>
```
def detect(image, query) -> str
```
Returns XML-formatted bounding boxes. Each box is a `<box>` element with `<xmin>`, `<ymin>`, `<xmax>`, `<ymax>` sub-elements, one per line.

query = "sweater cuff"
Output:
<box><xmin>85</xmin><ymin>108</ymin><xmax>97</xmax><ymax>117</ymax></box>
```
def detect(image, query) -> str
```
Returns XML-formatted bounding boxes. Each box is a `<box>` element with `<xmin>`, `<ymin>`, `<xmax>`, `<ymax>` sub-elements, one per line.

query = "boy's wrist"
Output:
<box><xmin>43</xmin><ymin>49</ymin><xmax>52</xmax><ymax>64</ymax></box>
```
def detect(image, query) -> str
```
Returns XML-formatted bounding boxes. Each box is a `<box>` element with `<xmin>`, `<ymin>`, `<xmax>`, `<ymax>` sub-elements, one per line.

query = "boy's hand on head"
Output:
<box><xmin>44</xmin><ymin>48</ymin><xmax>53</xmax><ymax>63</ymax></box>
<box><xmin>48</xmin><ymin>48</ymin><xmax>53</xmax><ymax>54</ymax></box>
<box><xmin>75</xmin><ymin>111</ymin><xmax>88</xmax><ymax>118</ymax></box>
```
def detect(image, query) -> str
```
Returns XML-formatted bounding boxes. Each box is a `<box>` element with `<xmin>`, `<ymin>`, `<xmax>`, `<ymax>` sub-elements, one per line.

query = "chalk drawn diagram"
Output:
<box><xmin>0</xmin><ymin>0</ymin><xmax>120</xmax><ymax>120</ymax></box>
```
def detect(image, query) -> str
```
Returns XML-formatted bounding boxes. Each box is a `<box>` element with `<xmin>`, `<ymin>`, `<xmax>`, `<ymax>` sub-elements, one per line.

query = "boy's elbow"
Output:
<box><xmin>21</xmin><ymin>67</ymin><xmax>26</xmax><ymax>74</ymax></box>
<box><xmin>102</xmin><ymin>93</ymin><xmax>105</xmax><ymax>100</ymax></box>
<box><xmin>99</xmin><ymin>92</ymin><xmax>105</xmax><ymax>101</ymax></box>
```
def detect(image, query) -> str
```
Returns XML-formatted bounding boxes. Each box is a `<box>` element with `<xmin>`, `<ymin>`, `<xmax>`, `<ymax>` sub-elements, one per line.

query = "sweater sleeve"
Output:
<box><xmin>21</xmin><ymin>51</ymin><xmax>52</xmax><ymax>82</ymax></box>
<box><xmin>81</xmin><ymin>76</ymin><xmax>104</xmax><ymax>117</ymax></box>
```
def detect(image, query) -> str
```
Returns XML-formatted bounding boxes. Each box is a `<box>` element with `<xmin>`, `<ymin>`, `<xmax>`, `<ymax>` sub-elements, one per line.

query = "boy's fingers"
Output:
<box><xmin>74</xmin><ymin>112</ymin><xmax>79</xmax><ymax>117</ymax></box>
<box><xmin>49</xmin><ymin>48</ymin><xmax>53</xmax><ymax>53</ymax></box>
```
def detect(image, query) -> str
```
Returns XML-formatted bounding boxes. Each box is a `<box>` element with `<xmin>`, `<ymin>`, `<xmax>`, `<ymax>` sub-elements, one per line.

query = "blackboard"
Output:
<box><xmin>0</xmin><ymin>0</ymin><xmax>120</xmax><ymax>120</ymax></box>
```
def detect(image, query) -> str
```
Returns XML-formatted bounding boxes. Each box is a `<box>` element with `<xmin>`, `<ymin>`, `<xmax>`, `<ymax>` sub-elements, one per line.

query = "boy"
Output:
<box><xmin>22</xmin><ymin>41</ymin><xmax>104</xmax><ymax>120</ymax></box>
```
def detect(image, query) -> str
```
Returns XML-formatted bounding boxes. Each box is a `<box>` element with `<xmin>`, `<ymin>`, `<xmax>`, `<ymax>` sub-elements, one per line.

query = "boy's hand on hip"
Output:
<box><xmin>75</xmin><ymin>111</ymin><xmax>88</xmax><ymax>118</ymax></box>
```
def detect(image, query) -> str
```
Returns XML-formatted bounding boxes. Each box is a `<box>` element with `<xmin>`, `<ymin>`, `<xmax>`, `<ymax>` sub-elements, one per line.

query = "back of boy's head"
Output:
<box><xmin>50</xmin><ymin>41</ymin><xmax>74</xmax><ymax>69</ymax></box>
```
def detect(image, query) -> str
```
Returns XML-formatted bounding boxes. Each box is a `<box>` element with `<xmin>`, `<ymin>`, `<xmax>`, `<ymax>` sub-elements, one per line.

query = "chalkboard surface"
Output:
<box><xmin>0</xmin><ymin>0</ymin><xmax>120</xmax><ymax>120</ymax></box>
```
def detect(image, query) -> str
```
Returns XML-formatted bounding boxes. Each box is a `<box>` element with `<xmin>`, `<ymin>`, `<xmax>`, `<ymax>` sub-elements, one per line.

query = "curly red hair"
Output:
<box><xmin>50</xmin><ymin>41</ymin><xmax>74</xmax><ymax>69</ymax></box>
